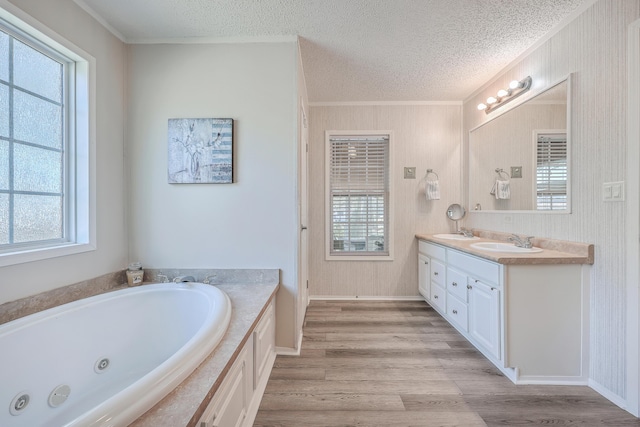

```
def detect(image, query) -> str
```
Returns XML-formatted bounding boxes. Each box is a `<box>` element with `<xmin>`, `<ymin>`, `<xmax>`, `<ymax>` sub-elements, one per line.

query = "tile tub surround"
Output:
<box><xmin>145</xmin><ymin>268</ymin><xmax>280</xmax><ymax>285</ymax></box>
<box><xmin>0</xmin><ymin>270</ymin><xmax>128</xmax><ymax>325</ymax></box>
<box><xmin>0</xmin><ymin>268</ymin><xmax>280</xmax><ymax>325</ymax></box>
<box><xmin>416</xmin><ymin>230</ymin><xmax>594</xmax><ymax>265</ymax></box>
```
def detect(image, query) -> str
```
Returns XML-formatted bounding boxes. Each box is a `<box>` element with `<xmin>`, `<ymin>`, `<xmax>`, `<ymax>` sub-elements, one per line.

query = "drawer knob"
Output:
<box><xmin>434</xmin><ymin>272</ymin><xmax>439</xmax><ymax>276</ymax></box>
<box><xmin>467</xmin><ymin>285</ymin><xmax>472</xmax><ymax>290</ymax></box>
<box><xmin>452</xmin><ymin>309</ymin><xmax>458</xmax><ymax>314</ymax></box>
<box><xmin>452</xmin><ymin>282</ymin><xmax>457</xmax><ymax>287</ymax></box>
<box><xmin>434</xmin><ymin>295</ymin><xmax>439</xmax><ymax>299</ymax></box>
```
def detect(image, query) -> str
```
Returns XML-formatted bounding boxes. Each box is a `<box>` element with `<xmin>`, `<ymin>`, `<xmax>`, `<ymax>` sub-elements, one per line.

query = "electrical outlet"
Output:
<box><xmin>511</xmin><ymin>166</ymin><xmax>523</xmax><ymax>178</ymax></box>
<box><xmin>404</xmin><ymin>167</ymin><xmax>416</xmax><ymax>179</ymax></box>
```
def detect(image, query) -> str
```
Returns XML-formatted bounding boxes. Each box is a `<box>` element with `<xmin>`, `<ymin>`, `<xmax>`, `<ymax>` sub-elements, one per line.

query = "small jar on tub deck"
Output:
<box><xmin>126</xmin><ymin>262</ymin><xmax>144</xmax><ymax>286</ymax></box>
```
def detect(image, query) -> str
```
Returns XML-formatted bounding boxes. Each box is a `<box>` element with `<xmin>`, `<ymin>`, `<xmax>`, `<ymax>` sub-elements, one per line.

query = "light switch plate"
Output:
<box><xmin>603</xmin><ymin>181</ymin><xmax>625</xmax><ymax>201</ymax></box>
<box><xmin>404</xmin><ymin>167</ymin><xmax>416</xmax><ymax>179</ymax></box>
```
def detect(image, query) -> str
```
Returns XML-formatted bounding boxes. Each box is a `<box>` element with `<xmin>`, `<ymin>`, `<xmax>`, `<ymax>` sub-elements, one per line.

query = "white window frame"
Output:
<box><xmin>0</xmin><ymin>2</ymin><xmax>96</xmax><ymax>267</ymax></box>
<box><xmin>325</xmin><ymin>130</ymin><xmax>394</xmax><ymax>261</ymax></box>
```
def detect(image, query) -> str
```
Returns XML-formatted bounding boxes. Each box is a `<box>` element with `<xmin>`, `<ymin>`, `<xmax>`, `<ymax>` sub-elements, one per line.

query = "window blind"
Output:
<box><xmin>536</xmin><ymin>134</ymin><xmax>567</xmax><ymax>210</ymax></box>
<box><xmin>329</xmin><ymin>135</ymin><xmax>389</xmax><ymax>255</ymax></box>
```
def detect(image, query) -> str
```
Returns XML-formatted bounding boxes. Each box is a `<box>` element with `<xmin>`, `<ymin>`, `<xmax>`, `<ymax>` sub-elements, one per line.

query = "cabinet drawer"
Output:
<box><xmin>430</xmin><ymin>283</ymin><xmax>446</xmax><ymax>312</ymax></box>
<box><xmin>447</xmin><ymin>295</ymin><xmax>468</xmax><ymax>332</ymax></box>
<box><xmin>447</xmin><ymin>267</ymin><xmax>467</xmax><ymax>302</ymax></box>
<box><xmin>431</xmin><ymin>260</ymin><xmax>445</xmax><ymax>286</ymax></box>
<box><xmin>419</xmin><ymin>240</ymin><xmax>446</xmax><ymax>261</ymax></box>
<box><xmin>448</xmin><ymin>250</ymin><xmax>501</xmax><ymax>285</ymax></box>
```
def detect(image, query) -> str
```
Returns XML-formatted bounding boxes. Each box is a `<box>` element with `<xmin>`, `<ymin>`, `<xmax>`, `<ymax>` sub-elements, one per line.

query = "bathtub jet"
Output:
<box><xmin>0</xmin><ymin>282</ymin><xmax>231</xmax><ymax>427</ymax></box>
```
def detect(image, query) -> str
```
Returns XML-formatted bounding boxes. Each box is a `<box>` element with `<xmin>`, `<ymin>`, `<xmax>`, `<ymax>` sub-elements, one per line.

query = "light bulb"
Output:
<box><xmin>486</xmin><ymin>96</ymin><xmax>497</xmax><ymax>105</ymax></box>
<box><xmin>509</xmin><ymin>80</ymin><xmax>522</xmax><ymax>89</ymax></box>
<box><xmin>477</xmin><ymin>103</ymin><xmax>487</xmax><ymax>111</ymax></box>
<box><xmin>497</xmin><ymin>89</ymin><xmax>509</xmax><ymax>98</ymax></box>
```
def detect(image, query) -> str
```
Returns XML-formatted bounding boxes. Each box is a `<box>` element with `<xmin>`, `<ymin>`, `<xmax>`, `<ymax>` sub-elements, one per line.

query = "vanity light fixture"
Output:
<box><xmin>477</xmin><ymin>76</ymin><xmax>532</xmax><ymax>114</ymax></box>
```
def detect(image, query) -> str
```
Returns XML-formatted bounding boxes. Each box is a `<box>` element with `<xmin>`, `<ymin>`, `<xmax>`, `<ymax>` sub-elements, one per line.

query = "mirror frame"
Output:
<box><xmin>468</xmin><ymin>74</ymin><xmax>573</xmax><ymax>214</ymax></box>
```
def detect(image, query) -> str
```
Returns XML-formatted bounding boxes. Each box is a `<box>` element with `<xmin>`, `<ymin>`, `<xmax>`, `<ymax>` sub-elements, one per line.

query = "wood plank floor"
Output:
<box><xmin>254</xmin><ymin>300</ymin><xmax>640</xmax><ymax>426</ymax></box>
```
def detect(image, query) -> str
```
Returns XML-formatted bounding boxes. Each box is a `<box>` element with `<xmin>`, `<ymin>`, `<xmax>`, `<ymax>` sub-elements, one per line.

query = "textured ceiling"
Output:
<box><xmin>75</xmin><ymin>0</ymin><xmax>588</xmax><ymax>102</ymax></box>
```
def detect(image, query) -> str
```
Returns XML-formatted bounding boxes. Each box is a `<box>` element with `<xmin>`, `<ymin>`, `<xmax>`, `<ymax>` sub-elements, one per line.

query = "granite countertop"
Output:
<box><xmin>129</xmin><ymin>282</ymin><xmax>279</xmax><ymax>427</ymax></box>
<box><xmin>416</xmin><ymin>230</ymin><xmax>594</xmax><ymax>265</ymax></box>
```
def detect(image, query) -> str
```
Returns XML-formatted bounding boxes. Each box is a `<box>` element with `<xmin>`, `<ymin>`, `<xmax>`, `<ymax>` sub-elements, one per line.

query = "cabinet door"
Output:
<box><xmin>418</xmin><ymin>254</ymin><xmax>430</xmax><ymax>300</ymax></box>
<box><xmin>254</xmin><ymin>301</ymin><xmax>275</xmax><ymax>390</ymax></box>
<box><xmin>199</xmin><ymin>342</ymin><xmax>251</xmax><ymax>427</ymax></box>
<box><xmin>468</xmin><ymin>279</ymin><xmax>500</xmax><ymax>360</ymax></box>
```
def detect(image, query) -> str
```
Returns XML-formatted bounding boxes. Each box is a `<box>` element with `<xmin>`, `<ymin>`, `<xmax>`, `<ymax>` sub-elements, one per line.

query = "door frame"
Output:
<box><xmin>625</xmin><ymin>17</ymin><xmax>640</xmax><ymax>418</ymax></box>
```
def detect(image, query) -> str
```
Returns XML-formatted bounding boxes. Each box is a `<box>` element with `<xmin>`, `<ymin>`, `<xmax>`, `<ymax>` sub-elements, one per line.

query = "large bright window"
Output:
<box><xmin>325</xmin><ymin>132</ymin><xmax>393</xmax><ymax>260</ymax></box>
<box><xmin>0</xmin><ymin>7</ymin><xmax>94</xmax><ymax>266</ymax></box>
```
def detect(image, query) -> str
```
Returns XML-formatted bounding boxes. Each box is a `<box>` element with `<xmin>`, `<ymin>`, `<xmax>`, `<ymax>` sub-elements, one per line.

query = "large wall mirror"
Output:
<box><xmin>468</xmin><ymin>77</ymin><xmax>570</xmax><ymax>212</ymax></box>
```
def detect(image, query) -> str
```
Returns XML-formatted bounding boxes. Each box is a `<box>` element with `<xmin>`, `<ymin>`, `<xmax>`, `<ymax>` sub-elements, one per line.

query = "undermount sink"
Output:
<box><xmin>433</xmin><ymin>233</ymin><xmax>479</xmax><ymax>240</ymax></box>
<box><xmin>470</xmin><ymin>242</ymin><xmax>543</xmax><ymax>253</ymax></box>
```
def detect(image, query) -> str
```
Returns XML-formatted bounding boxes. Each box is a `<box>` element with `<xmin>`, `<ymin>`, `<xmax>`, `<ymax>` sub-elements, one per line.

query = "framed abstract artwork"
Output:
<box><xmin>167</xmin><ymin>118</ymin><xmax>234</xmax><ymax>183</ymax></box>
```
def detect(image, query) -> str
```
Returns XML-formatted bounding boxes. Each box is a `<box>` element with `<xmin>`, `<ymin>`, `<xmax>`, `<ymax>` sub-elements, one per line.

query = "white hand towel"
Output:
<box><xmin>495</xmin><ymin>180</ymin><xmax>511</xmax><ymax>199</ymax></box>
<box><xmin>425</xmin><ymin>179</ymin><xmax>440</xmax><ymax>200</ymax></box>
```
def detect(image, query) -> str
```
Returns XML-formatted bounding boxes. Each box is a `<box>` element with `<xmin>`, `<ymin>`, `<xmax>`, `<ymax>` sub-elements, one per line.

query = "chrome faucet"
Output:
<box><xmin>460</xmin><ymin>228</ymin><xmax>474</xmax><ymax>238</ymax></box>
<box><xmin>173</xmin><ymin>275</ymin><xmax>196</xmax><ymax>283</ymax></box>
<box><xmin>509</xmin><ymin>234</ymin><xmax>534</xmax><ymax>248</ymax></box>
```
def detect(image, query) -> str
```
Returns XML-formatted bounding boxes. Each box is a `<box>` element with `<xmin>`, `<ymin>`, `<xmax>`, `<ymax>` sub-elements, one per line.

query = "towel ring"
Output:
<box><xmin>495</xmin><ymin>168</ymin><xmax>510</xmax><ymax>179</ymax></box>
<box><xmin>426</xmin><ymin>169</ymin><xmax>439</xmax><ymax>180</ymax></box>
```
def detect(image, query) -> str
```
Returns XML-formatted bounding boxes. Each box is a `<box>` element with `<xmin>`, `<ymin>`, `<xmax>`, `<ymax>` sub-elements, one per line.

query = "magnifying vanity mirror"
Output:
<box><xmin>446</xmin><ymin>203</ymin><xmax>466</xmax><ymax>232</ymax></box>
<box><xmin>468</xmin><ymin>77</ymin><xmax>571</xmax><ymax>212</ymax></box>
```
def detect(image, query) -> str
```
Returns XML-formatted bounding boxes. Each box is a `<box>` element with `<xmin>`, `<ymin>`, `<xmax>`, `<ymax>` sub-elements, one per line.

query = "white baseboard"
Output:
<box><xmin>589</xmin><ymin>379</ymin><xmax>628</xmax><ymax>411</ymax></box>
<box><xmin>310</xmin><ymin>295</ymin><xmax>424</xmax><ymax>301</ymax></box>
<box><xmin>276</xmin><ymin>345</ymin><xmax>300</xmax><ymax>356</ymax></box>
<box><xmin>275</xmin><ymin>329</ymin><xmax>303</xmax><ymax>356</ymax></box>
<box><xmin>516</xmin><ymin>376</ymin><xmax>588</xmax><ymax>386</ymax></box>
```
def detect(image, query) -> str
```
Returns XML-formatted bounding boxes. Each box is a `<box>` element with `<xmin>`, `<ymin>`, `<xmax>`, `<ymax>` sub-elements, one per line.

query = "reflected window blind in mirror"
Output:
<box><xmin>536</xmin><ymin>132</ymin><xmax>567</xmax><ymax>210</ymax></box>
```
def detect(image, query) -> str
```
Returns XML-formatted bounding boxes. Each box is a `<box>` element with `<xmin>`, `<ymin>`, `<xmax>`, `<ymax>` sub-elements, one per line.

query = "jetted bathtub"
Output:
<box><xmin>0</xmin><ymin>282</ymin><xmax>231</xmax><ymax>427</ymax></box>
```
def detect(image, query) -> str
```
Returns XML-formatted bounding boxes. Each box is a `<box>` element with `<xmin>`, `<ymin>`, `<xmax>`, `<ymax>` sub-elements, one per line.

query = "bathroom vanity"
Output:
<box><xmin>417</xmin><ymin>232</ymin><xmax>593</xmax><ymax>384</ymax></box>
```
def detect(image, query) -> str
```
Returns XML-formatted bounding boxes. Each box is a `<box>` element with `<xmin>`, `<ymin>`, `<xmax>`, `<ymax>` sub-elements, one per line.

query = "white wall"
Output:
<box><xmin>309</xmin><ymin>104</ymin><xmax>462</xmax><ymax>297</ymax></box>
<box><xmin>0</xmin><ymin>0</ymin><xmax>127</xmax><ymax>305</ymax></box>
<box><xmin>126</xmin><ymin>42</ymin><xmax>300</xmax><ymax>348</ymax></box>
<box><xmin>463</xmin><ymin>0</ymin><xmax>640</xmax><ymax>402</ymax></box>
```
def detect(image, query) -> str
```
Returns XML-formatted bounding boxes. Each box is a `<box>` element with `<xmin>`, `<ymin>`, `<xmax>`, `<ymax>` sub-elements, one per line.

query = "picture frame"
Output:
<box><xmin>167</xmin><ymin>118</ymin><xmax>234</xmax><ymax>184</ymax></box>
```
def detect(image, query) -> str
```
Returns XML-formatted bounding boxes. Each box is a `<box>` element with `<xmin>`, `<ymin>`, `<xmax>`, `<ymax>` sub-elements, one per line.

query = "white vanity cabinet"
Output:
<box><xmin>418</xmin><ymin>253</ymin><xmax>430</xmax><ymax>299</ymax></box>
<box><xmin>417</xmin><ymin>239</ymin><xmax>587</xmax><ymax>384</ymax></box>
<box><xmin>199</xmin><ymin>300</ymin><xmax>276</xmax><ymax>427</ymax></box>
<box><xmin>418</xmin><ymin>241</ymin><xmax>447</xmax><ymax>312</ymax></box>
<box><xmin>468</xmin><ymin>278</ymin><xmax>500</xmax><ymax>360</ymax></box>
